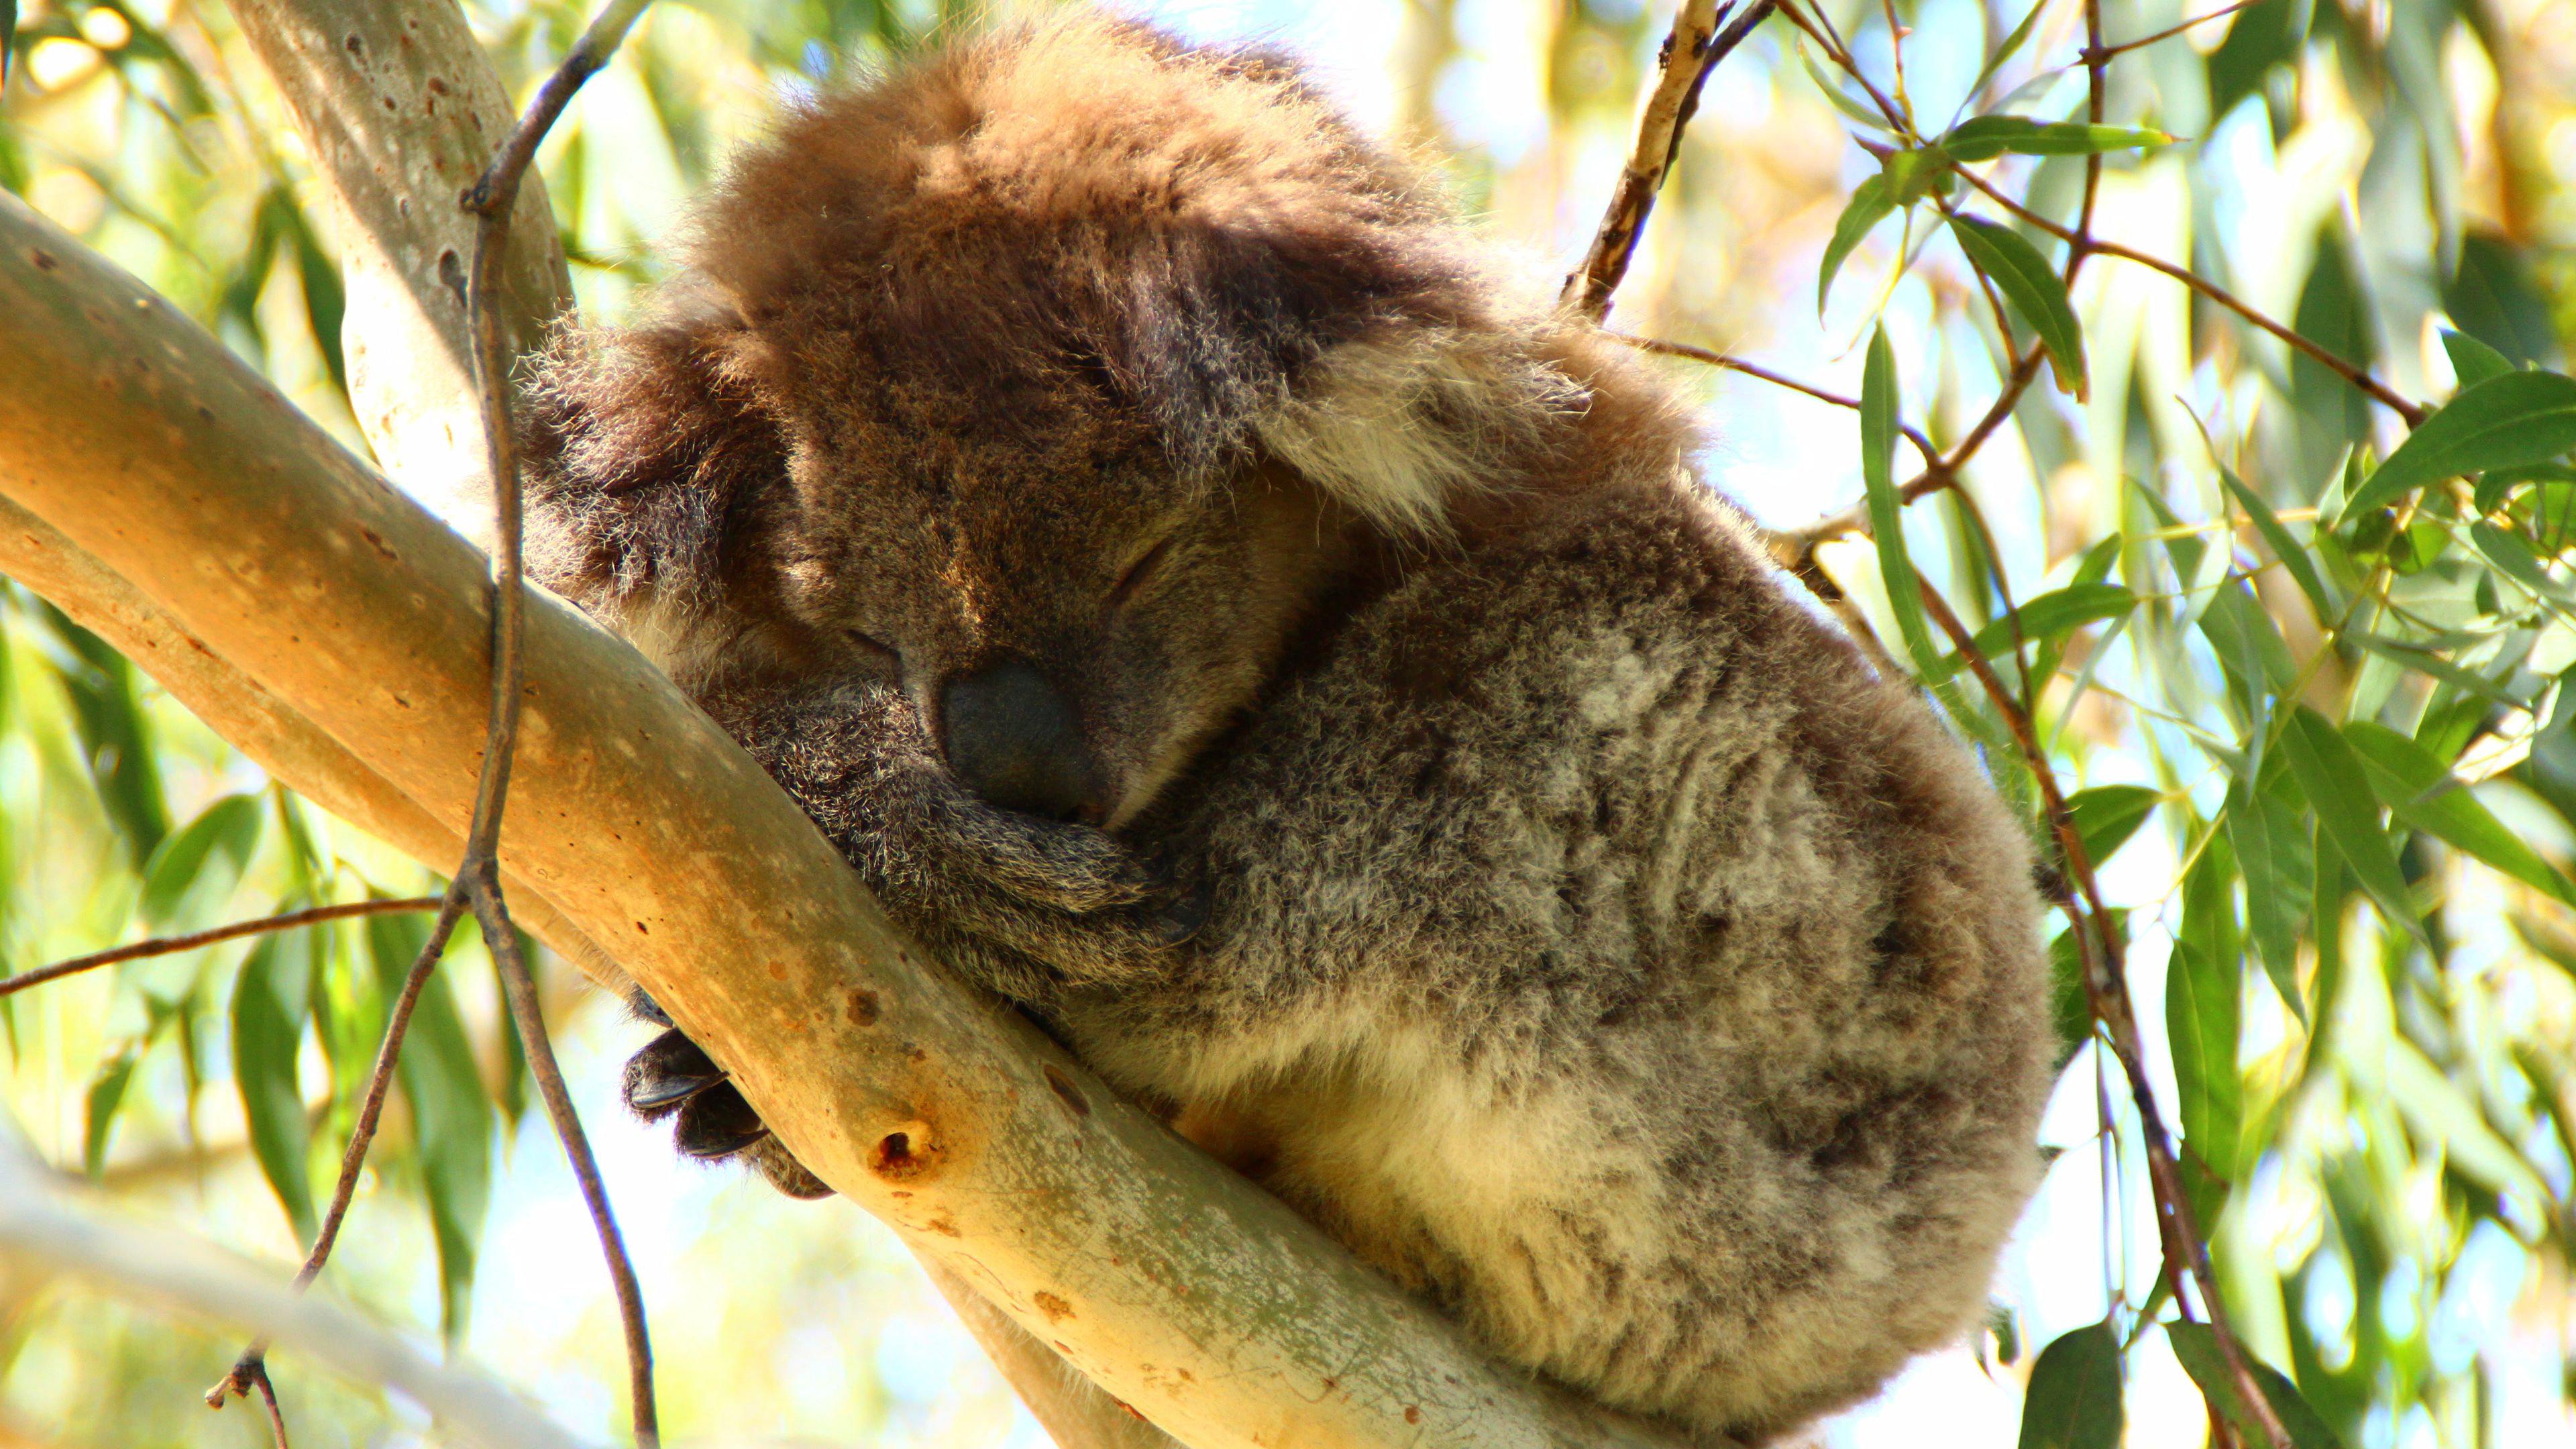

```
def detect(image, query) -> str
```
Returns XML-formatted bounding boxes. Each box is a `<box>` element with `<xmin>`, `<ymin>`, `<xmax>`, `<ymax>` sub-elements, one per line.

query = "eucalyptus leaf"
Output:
<box><xmin>1819</xmin><ymin>174</ymin><xmax>1896</xmax><ymax>315</ymax></box>
<box><xmin>2441</xmin><ymin>328</ymin><xmax>2515</xmax><ymax>391</ymax></box>
<box><xmin>2345</xmin><ymin>720</ymin><xmax>2576</xmax><ymax>903</ymax></box>
<box><xmin>2018</xmin><ymin>1320</ymin><xmax>2124</xmax><ymax>1449</ymax></box>
<box><xmin>2345</xmin><ymin>369</ymin><xmax>2576</xmax><ymax>515</ymax></box>
<box><xmin>233</xmin><ymin>927</ymin><xmax>319</xmax><ymax>1242</ymax></box>
<box><xmin>1949</xmin><ymin>215</ymin><xmax>2087</xmax><ymax>400</ymax></box>
<box><xmin>2063</xmin><ymin>784</ymin><xmax>2158</xmax><ymax>867</ymax></box>
<box><xmin>1862</xmin><ymin>326</ymin><xmax>1939</xmax><ymax>674</ymax></box>
<box><xmin>1941</xmin><ymin>115</ymin><xmax>2173</xmax><ymax>162</ymax></box>
<box><xmin>83</xmin><ymin>1043</ymin><xmax>141</xmax><ymax>1179</ymax></box>
<box><xmin>2167</xmin><ymin>1322</ymin><xmax>2346</xmax><ymax>1449</ymax></box>
<box><xmin>2282</xmin><ymin>707</ymin><xmax>2425</xmax><ymax>942</ymax></box>
<box><xmin>1929</xmin><ymin>582</ymin><xmax>2136</xmax><ymax>683</ymax></box>
<box><xmin>137</xmin><ymin>793</ymin><xmax>264</xmax><ymax>930</ymax></box>
<box><xmin>366</xmin><ymin>912</ymin><xmax>492</xmax><ymax>1344</ymax></box>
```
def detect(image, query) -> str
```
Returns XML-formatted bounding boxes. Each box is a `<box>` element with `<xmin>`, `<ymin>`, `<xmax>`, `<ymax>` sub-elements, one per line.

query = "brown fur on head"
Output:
<box><xmin>523</xmin><ymin>13</ymin><xmax>1600</xmax><ymax>826</ymax></box>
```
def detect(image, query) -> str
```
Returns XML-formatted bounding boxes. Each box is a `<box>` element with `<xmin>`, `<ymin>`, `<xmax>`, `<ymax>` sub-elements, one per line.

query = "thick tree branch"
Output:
<box><xmin>0</xmin><ymin>190</ymin><xmax>1688</xmax><ymax>1449</ymax></box>
<box><xmin>0</xmin><ymin>1143</ymin><xmax>589</xmax><ymax>1449</ymax></box>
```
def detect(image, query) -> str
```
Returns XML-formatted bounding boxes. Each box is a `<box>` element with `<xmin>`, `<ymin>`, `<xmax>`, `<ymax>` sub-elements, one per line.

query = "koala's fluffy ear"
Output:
<box><xmin>519</xmin><ymin>303</ymin><xmax>786</xmax><ymax>623</ymax></box>
<box><xmin>1106</xmin><ymin>221</ymin><xmax>1580</xmax><ymax>539</ymax></box>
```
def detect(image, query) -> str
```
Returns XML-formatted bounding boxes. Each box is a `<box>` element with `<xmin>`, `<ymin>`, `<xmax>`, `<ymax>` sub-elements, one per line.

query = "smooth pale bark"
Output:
<box><xmin>226</xmin><ymin>0</ymin><xmax>573</xmax><ymax>533</ymax></box>
<box><xmin>0</xmin><ymin>191</ymin><xmax>1688</xmax><ymax>1449</ymax></box>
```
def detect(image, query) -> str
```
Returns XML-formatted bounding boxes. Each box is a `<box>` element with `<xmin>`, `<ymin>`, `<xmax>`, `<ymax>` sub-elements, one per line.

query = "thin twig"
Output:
<box><xmin>2086</xmin><ymin>0</ymin><xmax>2265</xmax><ymax>63</ymax></box>
<box><xmin>248</xmin><ymin>1360</ymin><xmax>291</xmax><ymax>1449</ymax></box>
<box><xmin>1615</xmin><ymin>333</ymin><xmax>1942</xmax><ymax>462</ymax></box>
<box><xmin>1915</xmin><ymin>578</ymin><xmax>2293</xmax><ymax>1449</ymax></box>
<box><xmin>210</xmin><ymin>892</ymin><xmax>469</xmax><ymax>1413</ymax></box>
<box><xmin>1</xmin><ymin>897</ymin><xmax>439</xmax><ymax>999</ymax></box>
<box><xmin>1948</xmin><ymin>168</ymin><xmax>2428</xmax><ymax>425</ymax></box>
<box><xmin>472</xmin><ymin>866</ymin><xmax>657</xmax><ymax>1444</ymax></box>
<box><xmin>210</xmin><ymin>5</ymin><xmax>661</xmax><ymax>1445</ymax></box>
<box><xmin>456</xmin><ymin>1</ymin><xmax>659</xmax><ymax>1442</ymax></box>
<box><xmin>1562</xmin><ymin>0</ymin><xmax>1777</xmax><ymax>319</ymax></box>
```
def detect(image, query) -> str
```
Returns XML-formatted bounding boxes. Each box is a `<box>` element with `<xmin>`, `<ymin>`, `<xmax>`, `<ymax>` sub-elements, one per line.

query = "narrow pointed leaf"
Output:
<box><xmin>366</xmin><ymin>912</ymin><xmax>492</xmax><ymax>1344</ymax></box>
<box><xmin>1950</xmin><ymin>215</ymin><xmax>2088</xmax><ymax>400</ymax></box>
<box><xmin>2218</xmin><ymin>469</ymin><xmax>2332</xmax><ymax>618</ymax></box>
<box><xmin>2282</xmin><ymin>706</ymin><xmax>2424</xmax><ymax>941</ymax></box>
<box><xmin>1928</xmin><ymin>582</ymin><xmax>2136</xmax><ymax>682</ymax></box>
<box><xmin>1819</xmin><ymin>174</ymin><xmax>1896</xmax><ymax>315</ymax></box>
<box><xmin>83</xmin><ymin>1044</ymin><xmax>141</xmax><ymax>1178</ymax></box>
<box><xmin>138</xmin><ymin>792</ymin><xmax>264</xmax><ymax>929</ymax></box>
<box><xmin>2170</xmin><ymin>839</ymin><xmax>2243</xmax><ymax>1177</ymax></box>
<box><xmin>2442</xmin><ymin>328</ymin><xmax>2515</xmax><ymax>390</ymax></box>
<box><xmin>2167</xmin><ymin>1322</ymin><xmax>2347</xmax><ymax>1449</ymax></box>
<box><xmin>1800</xmin><ymin>42</ymin><xmax>1892</xmax><ymax>129</ymax></box>
<box><xmin>2018</xmin><ymin>1320</ymin><xmax>2124</xmax><ymax>1449</ymax></box>
<box><xmin>2344</xmin><ymin>720</ymin><xmax>2576</xmax><ymax>903</ymax></box>
<box><xmin>2345</xmin><ymin>368</ymin><xmax>2576</xmax><ymax>515</ymax></box>
<box><xmin>1970</xmin><ymin>0</ymin><xmax>2051</xmax><ymax>97</ymax></box>
<box><xmin>1941</xmin><ymin>115</ymin><xmax>2174</xmax><ymax>162</ymax></box>
<box><xmin>1862</xmin><ymin>326</ymin><xmax>1938</xmax><ymax>672</ymax></box>
<box><xmin>2064</xmin><ymin>784</ymin><xmax>2158</xmax><ymax>867</ymax></box>
<box><xmin>233</xmin><ymin>928</ymin><xmax>319</xmax><ymax>1241</ymax></box>
<box><xmin>2229</xmin><ymin>779</ymin><xmax>2313</xmax><ymax>1022</ymax></box>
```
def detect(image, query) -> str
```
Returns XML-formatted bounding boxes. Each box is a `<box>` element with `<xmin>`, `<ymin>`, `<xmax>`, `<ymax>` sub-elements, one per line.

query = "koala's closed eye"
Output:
<box><xmin>1106</xmin><ymin>537</ymin><xmax>1174</xmax><ymax>609</ymax></box>
<box><xmin>843</xmin><ymin>628</ymin><xmax>900</xmax><ymax>669</ymax></box>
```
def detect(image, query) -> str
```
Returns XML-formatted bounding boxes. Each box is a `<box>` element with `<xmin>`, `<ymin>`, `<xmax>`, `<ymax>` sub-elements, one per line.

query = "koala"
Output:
<box><xmin>520</xmin><ymin>14</ymin><xmax>2053</xmax><ymax>1443</ymax></box>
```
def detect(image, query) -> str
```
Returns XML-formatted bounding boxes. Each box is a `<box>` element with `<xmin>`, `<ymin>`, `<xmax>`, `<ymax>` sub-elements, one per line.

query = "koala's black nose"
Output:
<box><xmin>941</xmin><ymin>658</ymin><xmax>1110</xmax><ymax>822</ymax></box>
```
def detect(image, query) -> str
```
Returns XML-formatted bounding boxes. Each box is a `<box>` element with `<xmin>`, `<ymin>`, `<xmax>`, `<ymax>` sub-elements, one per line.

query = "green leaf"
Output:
<box><xmin>2169</xmin><ymin>838</ymin><xmax>2243</xmax><ymax>1179</ymax></box>
<box><xmin>2467</xmin><ymin>521</ymin><xmax>2576</xmax><ymax>608</ymax></box>
<box><xmin>2281</xmin><ymin>706</ymin><xmax>2424</xmax><ymax>941</ymax></box>
<box><xmin>2344</xmin><ymin>720</ymin><xmax>2576</xmax><ymax>903</ymax></box>
<box><xmin>1819</xmin><ymin>174</ymin><xmax>1896</xmax><ymax>315</ymax></box>
<box><xmin>34</xmin><ymin>602</ymin><xmax>168</xmax><ymax>865</ymax></box>
<box><xmin>1799</xmin><ymin>42</ymin><xmax>1891</xmax><ymax>130</ymax></box>
<box><xmin>1861</xmin><ymin>326</ymin><xmax>1939</xmax><ymax>673</ymax></box>
<box><xmin>2018</xmin><ymin>1320</ymin><xmax>2125</xmax><ymax>1449</ymax></box>
<box><xmin>2441</xmin><ymin>328</ymin><xmax>2516</xmax><ymax>391</ymax></box>
<box><xmin>2065</xmin><ymin>784</ymin><xmax>2158</xmax><ymax>867</ymax></box>
<box><xmin>1970</xmin><ymin>0</ymin><xmax>2049</xmax><ymax>97</ymax></box>
<box><xmin>2228</xmin><ymin>777</ymin><xmax>2313</xmax><ymax>1023</ymax></box>
<box><xmin>2045</xmin><ymin>928</ymin><xmax>2092</xmax><ymax>1070</ymax></box>
<box><xmin>1941</xmin><ymin>115</ymin><xmax>2174</xmax><ymax>162</ymax></box>
<box><xmin>2345</xmin><ymin>369</ymin><xmax>2576</xmax><ymax>515</ymax></box>
<box><xmin>233</xmin><ymin>928</ymin><xmax>319</xmax><ymax>1242</ymax></box>
<box><xmin>137</xmin><ymin>793</ymin><xmax>264</xmax><ymax>931</ymax></box>
<box><xmin>83</xmin><ymin>1044</ymin><xmax>141</xmax><ymax>1178</ymax></box>
<box><xmin>366</xmin><ymin>912</ymin><xmax>491</xmax><ymax>1344</ymax></box>
<box><xmin>2218</xmin><ymin>468</ymin><xmax>2332</xmax><ymax>619</ymax></box>
<box><xmin>1930</xmin><ymin>582</ymin><xmax>2137</xmax><ymax>682</ymax></box>
<box><xmin>2347</xmin><ymin>633</ymin><xmax>2530</xmax><ymax>710</ymax></box>
<box><xmin>1949</xmin><ymin>214</ymin><xmax>2088</xmax><ymax>400</ymax></box>
<box><xmin>2167</xmin><ymin>1323</ymin><xmax>2347</xmax><ymax>1449</ymax></box>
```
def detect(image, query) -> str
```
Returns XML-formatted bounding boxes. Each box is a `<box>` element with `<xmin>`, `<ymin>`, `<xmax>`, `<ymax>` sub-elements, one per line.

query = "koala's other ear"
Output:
<box><xmin>520</xmin><ymin>307</ymin><xmax>787</xmax><ymax>616</ymax></box>
<box><xmin>1108</xmin><ymin>218</ymin><xmax>1579</xmax><ymax>539</ymax></box>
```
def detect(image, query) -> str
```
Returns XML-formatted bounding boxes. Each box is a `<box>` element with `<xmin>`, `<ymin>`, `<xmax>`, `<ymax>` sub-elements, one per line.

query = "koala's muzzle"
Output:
<box><xmin>941</xmin><ymin>658</ymin><xmax>1110</xmax><ymax>822</ymax></box>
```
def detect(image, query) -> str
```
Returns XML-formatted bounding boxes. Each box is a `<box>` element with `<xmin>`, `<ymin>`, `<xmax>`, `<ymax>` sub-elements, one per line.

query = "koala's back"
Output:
<box><xmin>1074</xmin><ymin>435</ymin><xmax>2053</xmax><ymax>1436</ymax></box>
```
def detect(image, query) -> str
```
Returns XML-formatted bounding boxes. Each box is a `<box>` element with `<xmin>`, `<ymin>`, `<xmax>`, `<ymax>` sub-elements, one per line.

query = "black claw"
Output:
<box><xmin>1157</xmin><ymin>878</ymin><xmax>1213</xmax><ymax>947</ymax></box>
<box><xmin>629</xmin><ymin>990</ymin><xmax>672</xmax><ymax>1028</ymax></box>
<box><xmin>624</xmin><ymin>1028</ymin><xmax>725</xmax><ymax>1118</ymax></box>
<box><xmin>674</xmin><ymin>1083</ymin><xmax>770</xmax><ymax>1159</ymax></box>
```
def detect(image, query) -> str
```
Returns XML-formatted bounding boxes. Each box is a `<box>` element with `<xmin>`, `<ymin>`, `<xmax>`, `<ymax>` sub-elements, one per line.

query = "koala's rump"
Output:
<box><xmin>1067</xmin><ymin>475</ymin><xmax>2053</xmax><ymax>1440</ymax></box>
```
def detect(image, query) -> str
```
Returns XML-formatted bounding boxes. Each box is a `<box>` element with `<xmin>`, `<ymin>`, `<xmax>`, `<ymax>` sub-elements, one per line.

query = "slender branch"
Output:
<box><xmin>453</xmin><ymin>3</ymin><xmax>659</xmax><ymax>1443</ymax></box>
<box><xmin>1949</xmin><ymin>168</ymin><xmax>2428</xmax><ymax>425</ymax></box>
<box><xmin>1615</xmin><ymin>333</ymin><xmax>1941</xmax><ymax>462</ymax></box>
<box><xmin>1915</xmin><ymin>580</ymin><xmax>2292</xmax><ymax>1449</ymax></box>
<box><xmin>211</xmin><ymin>893</ymin><xmax>470</xmax><ymax>1413</ymax></box>
<box><xmin>1562</xmin><ymin>0</ymin><xmax>1776</xmax><ymax>319</ymax></box>
<box><xmin>0</xmin><ymin>897</ymin><xmax>439</xmax><ymax>1000</ymax></box>
<box><xmin>470</xmin><ymin>867</ymin><xmax>655</xmax><ymax>1448</ymax></box>
<box><xmin>2087</xmin><ymin>0</ymin><xmax>2265</xmax><ymax>64</ymax></box>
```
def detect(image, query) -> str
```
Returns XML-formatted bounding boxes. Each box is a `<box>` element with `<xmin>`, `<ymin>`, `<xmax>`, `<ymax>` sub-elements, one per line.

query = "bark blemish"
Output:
<box><xmin>1031</xmin><ymin>1291</ymin><xmax>1073</xmax><ymax>1324</ymax></box>
<box><xmin>870</xmin><ymin>1121</ymin><xmax>935</xmax><ymax>1179</ymax></box>
<box><xmin>1043</xmin><ymin>1064</ymin><xmax>1091</xmax><ymax>1119</ymax></box>
<box><xmin>846</xmin><ymin>988</ymin><xmax>879</xmax><ymax>1026</ymax></box>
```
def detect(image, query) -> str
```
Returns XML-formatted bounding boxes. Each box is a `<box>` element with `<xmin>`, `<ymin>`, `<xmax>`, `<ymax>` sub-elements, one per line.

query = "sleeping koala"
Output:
<box><xmin>521</xmin><ymin>14</ymin><xmax>2053</xmax><ymax>1442</ymax></box>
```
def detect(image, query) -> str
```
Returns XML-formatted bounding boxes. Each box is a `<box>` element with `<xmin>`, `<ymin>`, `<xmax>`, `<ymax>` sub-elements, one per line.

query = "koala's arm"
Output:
<box><xmin>700</xmin><ymin>680</ymin><xmax>1203</xmax><ymax>1005</ymax></box>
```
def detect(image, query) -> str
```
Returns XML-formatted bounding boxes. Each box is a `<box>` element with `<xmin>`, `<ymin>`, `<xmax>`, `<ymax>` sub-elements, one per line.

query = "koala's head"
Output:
<box><xmin>523</xmin><ymin>15</ymin><xmax>1599</xmax><ymax>828</ymax></box>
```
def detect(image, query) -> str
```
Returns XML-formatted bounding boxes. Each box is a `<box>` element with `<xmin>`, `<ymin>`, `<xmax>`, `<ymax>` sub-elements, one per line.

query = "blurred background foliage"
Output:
<box><xmin>5</xmin><ymin>0</ymin><xmax>2576</xmax><ymax>1446</ymax></box>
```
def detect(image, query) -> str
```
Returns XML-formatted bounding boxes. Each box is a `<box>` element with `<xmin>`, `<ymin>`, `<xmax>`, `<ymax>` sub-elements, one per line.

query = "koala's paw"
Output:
<box><xmin>902</xmin><ymin>806</ymin><xmax>1215</xmax><ymax>993</ymax></box>
<box><xmin>623</xmin><ymin>1009</ymin><xmax>835</xmax><ymax>1200</ymax></box>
